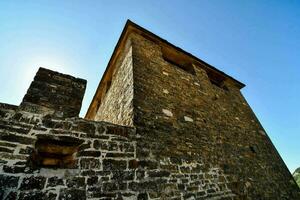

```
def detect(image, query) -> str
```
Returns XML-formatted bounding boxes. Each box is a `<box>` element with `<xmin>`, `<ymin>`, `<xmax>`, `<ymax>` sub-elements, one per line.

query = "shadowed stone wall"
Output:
<box><xmin>0</xmin><ymin>103</ymin><xmax>137</xmax><ymax>199</ymax></box>
<box><xmin>128</xmin><ymin>32</ymin><xmax>300</xmax><ymax>199</ymax></box>
<box><xmin>1</xmin><ymin>68</ymin><xmax>237</xmax><ymax>199</ymax></box>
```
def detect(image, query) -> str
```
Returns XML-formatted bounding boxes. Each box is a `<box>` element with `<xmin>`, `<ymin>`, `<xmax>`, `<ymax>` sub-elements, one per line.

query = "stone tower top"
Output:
<box><xmin>85</xmin><ymin>20</ymin><xmax>245</xmax><ymax>121</ymax></box>
<box><xmin>20</xmin><ymin>67</ymin><xmax>86</xmax><ymax>118</ymax></box>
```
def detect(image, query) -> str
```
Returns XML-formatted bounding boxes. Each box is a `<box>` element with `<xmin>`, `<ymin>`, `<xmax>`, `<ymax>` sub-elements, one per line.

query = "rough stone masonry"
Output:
<box><xmin>0</xmin><ymin>20</ymin><xmax>299</xmax><ymax>200</ymax></box>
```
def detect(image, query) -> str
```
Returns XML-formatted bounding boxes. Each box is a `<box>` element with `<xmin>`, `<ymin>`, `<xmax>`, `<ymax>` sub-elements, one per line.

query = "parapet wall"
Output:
<box><xmin>0</xmin><ymin>103</ymin><xmax>237</xmax><ymax>200</ymax></box>
<box><xmin>0</xmin><ymin>103</ymin><xmax>138</xmax><ymax>199</ymax></box>
<box><xmin>20</xmin><ymin>67</ymin><xmax>86</xmax><ymax>118</ymax></box>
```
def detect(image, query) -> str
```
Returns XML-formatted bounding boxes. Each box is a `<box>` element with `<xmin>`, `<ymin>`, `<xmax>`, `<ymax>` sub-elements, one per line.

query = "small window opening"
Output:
<box><xmin>163</xmin><ymin>56</ymin><xmax>196</xmax><ymax>75</ymax></box>
<box><xmin>249</xmin><ymin>146</ymin><xmax>257</xmax><ymax>154</ymax></box>
<box><xmin>32</xmin><ymin>136</ymin><xmax>83</xmax><ymax>168</ymax></box>
<box><xmin>207</xmin><ymin>71</ymin><xmax>229</xmax><ymax>91</ymax></box>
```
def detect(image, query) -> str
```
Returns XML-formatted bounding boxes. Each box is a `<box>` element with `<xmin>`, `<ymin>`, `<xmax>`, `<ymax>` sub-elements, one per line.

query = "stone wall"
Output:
<box><xmin>20</xmin><ymin>67</ymin><xmax>86</xmax><ymax>118</ymax></box>
<box><xmin>95</xmin><ymin>41</ymin><xmax>134</xmax><ymax>127</ymax></box>
<box><xmin>1</xmin><ymin>67</ymin><xmax>239</xmax><ymax>200</ymax></box>
<box><xmin>0</xmin><ymin>103</ymin><xmax>138</xmax><ymax>199</ymax></box>
<box><xmin>1</xmin><ymin>22</ymin><xmax>300</xmax><ymax>199</ymax></box>
<box><xmin>0</xmin><ymin>103</ymin><xmax>237</xmax><ymax>200</ymax></box>
<box><xmin>129</xmin><ymin>32</ymin><xmax>300</xmax><ymax>199</ymax></box>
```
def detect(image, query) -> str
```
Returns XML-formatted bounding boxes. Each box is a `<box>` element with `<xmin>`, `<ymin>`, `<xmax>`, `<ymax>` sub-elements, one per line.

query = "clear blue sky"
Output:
<box><xmin>0</xmin><ymin>0</ymin><xmax>299</xmax><ymax>172</ymax></box>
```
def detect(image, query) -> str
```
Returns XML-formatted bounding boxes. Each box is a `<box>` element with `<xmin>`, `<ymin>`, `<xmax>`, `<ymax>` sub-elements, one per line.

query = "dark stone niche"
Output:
<box><xmin>32</xmin><ymin>134</ymin><xmax>84</xmax><ymax>168</ymax></box>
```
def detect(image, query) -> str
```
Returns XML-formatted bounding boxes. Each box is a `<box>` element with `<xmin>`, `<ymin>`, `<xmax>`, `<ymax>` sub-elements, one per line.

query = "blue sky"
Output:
<box><xmin>0</xmin><ymin>0</ymin><xmax>299</xmax><ymax>172</ymax></box>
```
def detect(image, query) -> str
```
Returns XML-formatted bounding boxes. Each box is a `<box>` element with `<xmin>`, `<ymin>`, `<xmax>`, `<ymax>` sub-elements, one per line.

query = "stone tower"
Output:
<box><xmin>0</xmin><ymin>21</ymin><xmax>299</xmax><ymax>199</ymax></box>
<box><xmin>86</xmin><ymin>20</ymin><xmax>300</xmax><ymax>199</ymax></box>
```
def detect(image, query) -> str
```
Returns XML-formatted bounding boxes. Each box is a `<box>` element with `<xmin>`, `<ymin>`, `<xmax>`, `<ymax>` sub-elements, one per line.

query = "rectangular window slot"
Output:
<box><xmin>207</xmin><ymin>71</ymin><xmax>228</xmax><ymax>91</ymax></box>
<box><xmin>32</xmin><ymin>136</ymin><xmax>83</xmax><ymax>168</ymax></box>
<box><xmin>161</xmin><ymin>46</ymin><xmax>196</xmax><ymax>76</ymax></box>
<box><xmin>163</xmin><ymin>56</ymin><xmax>196</xmax><ymax>75</ymax></box>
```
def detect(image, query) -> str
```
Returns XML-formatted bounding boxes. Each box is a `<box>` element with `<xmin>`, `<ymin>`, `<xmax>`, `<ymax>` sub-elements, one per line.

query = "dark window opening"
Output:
<box><xmin>249</xmin><ymin>146</ymin><xmax>257</xmax><ymax>154</ymax></box>
<box><xmin>163</xmin><ymin>56</ymin><xmax>196</xmax><ymax>75</ymax></box>
<box><xmin>207</xmin><ymin>71</ymin><xmax>229</xmax><ymax>91</ymax></box>
<box><xmin>32</xmin><ymin>136</ymin><xmax>83</xmax><ymax>168</ymax></box>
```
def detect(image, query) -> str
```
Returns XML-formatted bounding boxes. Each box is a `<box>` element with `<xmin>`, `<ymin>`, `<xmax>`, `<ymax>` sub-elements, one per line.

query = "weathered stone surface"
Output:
<box><xmin>0</xmin><ymin>175</ymin><xmax>19</xmax><ymax>188</ymax></box>
<box><xmin>20</xmin><ymin>176</ymin><xmax>46</xmax><ymax>190</ymax></box>
<box><xmin>77</xmin><ymin>150</ymin><xmax>101</xmax><ymax>157</ymax></box>
<box><xmin>80</xmin><ymin>158</ymin><xmax>101</xmax><ymax>169</ymax></box>
<box><xmin>20</xmin><ymin>67</ymin><xmax>86</xmax><ymax>118</ymax></box>
<box><xmin>0</xmin><ymin>21</ymin><xmax>299</xmax><ymax>200</ymax></box>
<box><xmin>47</xmin><ymin>176</ymin><xmax>64</xmax><ymax>187</ymax></box>
<box><xmin>58</xmin><ymin>188</ymin><xmax>86</xmax><ymax>200</ymax></box>
<box><xmin>111</xmin><ymin>170</ymin><xmax>134</xmax><ymax>181</ymax></box>
<box><xmin>18</xmin><ymin>191</ymin><xmax>50</xmax><ymax>200</ymax></box>
<box><xmin>72</xmin><ymin>121</ymin><xmax>96</xmax><ymax>134</ymax></box>
<box><xmin>3</xmin><ymin>165</ymin><xmax>27</xmax><ymax>173</ymax></box>
<box><xmin>103</xmin><ymin>159</ymin><xmax>127</xmax><ymax>171</ymax></box>
<box><xmin>87</xmin><ymin>176</ymin><xmax>98</xmax><ymax>185</ymax></box>
<box><xmin>66</xmin><ymin>176</ymin><xmax>85</xmax><ymax>188</ymax></box>
<box><xmin>0</xmin><ymin>132</ymin><xmax>35</xmax><ymax>144</ymax></box>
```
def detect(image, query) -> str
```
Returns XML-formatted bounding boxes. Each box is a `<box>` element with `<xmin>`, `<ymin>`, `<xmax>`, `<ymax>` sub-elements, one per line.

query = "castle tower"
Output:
<box><xmin>0</xmin><ymin>21</ymin><xmax>299</xmax><ymax>199</ymax></box>
<box><xmin>86</xmin><ymin>20</ymin><xmax>300</xmax><ymax>198</ymax></box>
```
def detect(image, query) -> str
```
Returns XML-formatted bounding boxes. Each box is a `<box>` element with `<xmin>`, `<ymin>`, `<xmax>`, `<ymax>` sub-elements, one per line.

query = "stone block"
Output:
<box><xmin>18</xmin><ymin>191</ymin><xmax>50</xmax><ymax>200</ymax></box>
<box><xmin>0</xmin><ymin>175</ymin><xmax>19</xmax><ymax>188</ymax></box>
<box><xmin>19</xmin><ymin>146</ymin><xmax>34</xmax><ymax>155</ymax></box>
<box><xmin>87</xmin><ymin>176</ymin><xmax>98</xmax><ymax>185</ymax></box>
<box><xmin>77</xmin><ymin>150</ymin><xmax>101</xmax><ymax>157</ymax></box>
<box><xmin>58</xmin><ymin>188</ymin><xmax>86</xmax><ymax>200</ymax></box>
<box><xmin>137</xmin><ymin>193</ymin><xmax>148</xmax><ymax>200</ymax></box>
<box><xmin>106</xmin><ymin>152</ymin><xmax>134</xmax><ymax>158</ymax></box>
<box><xmin>112</xmin><ymin>170</ymin><xmax>134</xmax><ymax>181</ymax></box>
<box><xmin>3</xmin><ymin>165</ymin><xmax>26</xmax><ymax>173</ymax></box>
<box><xmin>106</xmin><ymin>126</ymin><xmax>129</xmax><ymax>138</ymax></box>
<box><xmin>80</xmin><ymin>158</ymin><xmax>101</xmax><ymax>169</ymax></box>
<box><xmin>102</xmin><ymin>182</ymin><xmax>118</xmax><ymax>192</ymax></box>
<box><xmin>72</xmin><ymin>121</ymin><xmax>95</xmax><ymax>134</ymax></box>
<box><xmin>1</xmin><ymin>191</ymin><xmax>17</xmax><ymax>200</ymax></box>
<box><xmin>20</xmin><ymin>176</ymin><xmax>46</xmax><ymax>190</ymax></box>
<box><xmin>129</xmin><ymin>181</ymin><xmax>159</xmax><ymax>191</ymax></box>
<box><xmin>0</xmin><ymin>146</ymin><xmax>13</xmax><ymax>153</ymax></box>
<box><xmin>103</xmin><ymin>159</ymin><xmax>127</xmax><ymax>171</ymax></box>
<box><xmin>0</xmin><ymin>132</ymin><xmax>35</xmax><ymax>145</ymax></box>
<box><xmin>47</xmin><ymin>177</ymin><xmax>64</xmax><ymax>187</ymax></box>
<box><xmin>66</xmin><ymin>177</ymin><xmax>85</xmax><ymax>188</ymax></box>
<box><xmin>147</xmin><ymin>170</ymin><xmax>170</xmax><ymax>178</ymax></box>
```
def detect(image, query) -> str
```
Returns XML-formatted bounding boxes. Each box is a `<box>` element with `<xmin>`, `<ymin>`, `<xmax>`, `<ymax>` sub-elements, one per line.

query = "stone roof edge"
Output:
<box><xmin>126</xmin><ymin>20</ymin><xmax>245</xmax><ymax>88</ymax></box>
